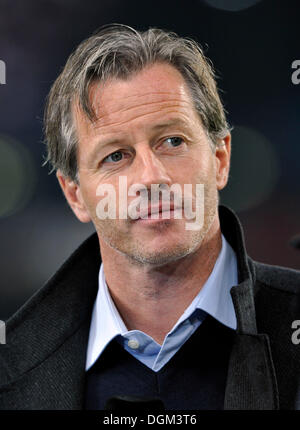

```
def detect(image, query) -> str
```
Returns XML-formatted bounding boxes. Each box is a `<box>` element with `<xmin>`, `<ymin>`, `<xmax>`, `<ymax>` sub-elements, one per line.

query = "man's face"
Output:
<box><xmin>59</xmin><ymin>63</ymin><xmax>230</xmax><ymax>266</ymax></box>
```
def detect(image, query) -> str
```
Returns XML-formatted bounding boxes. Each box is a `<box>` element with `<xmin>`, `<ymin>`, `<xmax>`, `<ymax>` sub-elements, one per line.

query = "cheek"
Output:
<box><xmin>183</xmin><ymin>155</ymin><xmax>215</xmax><ymax>184</ymax></box>
<box><xmin>84</xmin><ymin>181</ymin><xmax>122</xmax><ymax>223</ymax></box>
<box><xmin>79</xmin><ymin>180</ymin><xmax>100</xmax><ymax>214</ymax></box>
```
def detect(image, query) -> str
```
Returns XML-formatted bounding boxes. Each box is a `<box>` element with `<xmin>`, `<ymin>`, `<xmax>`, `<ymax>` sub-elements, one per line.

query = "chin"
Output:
<box><xmin>123</xmin><ymin>237</ymin><xmax>204</xmax><ymax>267</ymax></box>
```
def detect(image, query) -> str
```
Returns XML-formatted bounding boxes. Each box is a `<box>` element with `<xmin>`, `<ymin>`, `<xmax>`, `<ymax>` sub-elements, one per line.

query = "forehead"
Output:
<box><xmin>74</xmin><ymin>63</ymin><xmax>198</xmax><ymax>134</ymax></box>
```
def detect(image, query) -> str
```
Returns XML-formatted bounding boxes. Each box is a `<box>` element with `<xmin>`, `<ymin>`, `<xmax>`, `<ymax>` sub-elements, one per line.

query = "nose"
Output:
<box><xmin>130</xmin><ymin>144</ymin><xmax>172</xmax><ymax>189</ymax></box>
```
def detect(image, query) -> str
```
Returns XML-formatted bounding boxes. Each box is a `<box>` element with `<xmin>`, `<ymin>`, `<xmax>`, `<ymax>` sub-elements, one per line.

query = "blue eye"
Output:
<box><xmin>164</xmin><ymin>137</ymin><xmax>183</xmax><ymax>147</ymax></box>
<box><xmin>103</xmin><ymin>151</ymin><xmax>123</xmax><ymax>163</ymax></box>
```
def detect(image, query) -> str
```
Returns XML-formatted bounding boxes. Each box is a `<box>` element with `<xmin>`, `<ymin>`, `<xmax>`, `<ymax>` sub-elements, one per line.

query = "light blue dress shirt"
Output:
<box><xmin>86</xmin><ymin>234</ymin><xmax>238</xmax><ymax>372</ymax></box>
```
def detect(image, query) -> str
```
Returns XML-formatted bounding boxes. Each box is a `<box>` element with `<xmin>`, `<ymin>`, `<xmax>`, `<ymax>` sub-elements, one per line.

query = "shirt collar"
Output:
<box><xmin>85</xmin><ymin>234</ymin><xmax>237</xmax><ymax>371</ymax></box>
<box><xmin>192</xmin><ymin>234</ymin><xmax>238</xmax><ymax>329</ymax></box>
<box><xmin>85</xmin><ymin>263</ymin><xmax>127</xmax><ymax>370</ymax></box>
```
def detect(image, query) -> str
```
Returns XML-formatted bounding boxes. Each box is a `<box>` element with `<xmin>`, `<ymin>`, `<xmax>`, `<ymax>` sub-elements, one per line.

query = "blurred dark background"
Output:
<box><xmin>0</xmin><ymin>0</ymin><xmax>299</xmax><ymax>320</ymax></box>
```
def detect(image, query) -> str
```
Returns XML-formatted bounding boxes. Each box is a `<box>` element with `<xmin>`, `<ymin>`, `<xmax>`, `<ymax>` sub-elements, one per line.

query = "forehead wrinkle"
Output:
<box><xmin>91</xmin><ymin>106</ymin><xmax>196</xmax><ymax>137</ymax></box>
<box><xmin>92</xmin><ymin>98</ymin><xmax>194</xmax><ymax>131</ymax></box>
<box><xmin>89</xmin><ymin>73</ymin><xmax>189</xmax><ymax>105</ymax></box>
<box><xmin>93</xmin><ymin>95</ymin><xmax>191</xmax><ymax>122</ymax></box>
<box><xmin>90</xmin><ymin>88</ymin><xmax>187</xmax><ymax>104</ymax></box>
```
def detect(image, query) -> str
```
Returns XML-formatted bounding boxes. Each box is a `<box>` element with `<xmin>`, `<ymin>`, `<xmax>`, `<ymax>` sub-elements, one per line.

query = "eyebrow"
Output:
<box><xmin>151</xmin><ymin>118</ymin><xmax>190</xmax><ymax>131</ymax></box>
<box><xmin>87</xmin><ymin>117</ymin><xmax>190</xmax><ymax>164</ymax></box>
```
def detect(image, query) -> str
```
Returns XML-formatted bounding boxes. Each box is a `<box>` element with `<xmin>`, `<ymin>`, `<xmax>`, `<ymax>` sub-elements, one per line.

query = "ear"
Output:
<box><xmin>56</xmin><ymin>170</ymin><xmax>91</xmax><ymax>223</ymax></box>
<box><xmin>214</xmin><ymin>134</ymin><xmax>231</xmax><ymax>191</ymax></box>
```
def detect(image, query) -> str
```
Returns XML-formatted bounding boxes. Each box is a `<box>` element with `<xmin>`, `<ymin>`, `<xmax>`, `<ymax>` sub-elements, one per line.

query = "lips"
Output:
<box><xmin>137</xmin><ymin>202</ymin><xmax>179</xmax><ymax>220</ymax></box>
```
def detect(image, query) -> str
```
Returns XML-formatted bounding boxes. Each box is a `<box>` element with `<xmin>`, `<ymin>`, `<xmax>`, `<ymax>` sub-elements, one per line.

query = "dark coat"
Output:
<box><xmin>0</xmin><ymin>205</ymin><xmax>300</xmax><ymax>410</ymax></box>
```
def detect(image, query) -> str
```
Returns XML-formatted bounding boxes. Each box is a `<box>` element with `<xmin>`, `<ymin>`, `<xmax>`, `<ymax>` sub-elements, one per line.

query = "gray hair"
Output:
<box><xmin>43</xmin><ymin>24</ymin><xmax>230</xmax><ymax>182</ymax></box>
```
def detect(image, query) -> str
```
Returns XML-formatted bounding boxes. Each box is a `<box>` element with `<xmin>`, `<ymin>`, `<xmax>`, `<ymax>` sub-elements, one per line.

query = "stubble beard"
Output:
<box><xmin>94</xmin><ymin>182</ymin><xmax>219</xmax><ymax>268</ymax></box>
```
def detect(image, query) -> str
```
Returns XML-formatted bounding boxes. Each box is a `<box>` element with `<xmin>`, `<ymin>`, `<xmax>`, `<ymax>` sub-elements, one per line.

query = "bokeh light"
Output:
<box><xmin>203</xmin><ymin>0</ymin><xmax>262</xmax><ymax>12</ymax></box>
<box><xmin>220</xmin><ymin>126</ymin><xmax>280</xmax><ymax>212</ymax></box>
<box><xmin>0</xmin><ymin>135</ymin><xmax>37</xmax><ymax>218</ymax></box>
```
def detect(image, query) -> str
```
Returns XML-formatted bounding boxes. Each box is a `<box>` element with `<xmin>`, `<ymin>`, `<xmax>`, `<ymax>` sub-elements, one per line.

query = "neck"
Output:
<box><xmin>99</xmin><ymin>217</ymin><xmax>222</xmax><ymax>344</ymax></box>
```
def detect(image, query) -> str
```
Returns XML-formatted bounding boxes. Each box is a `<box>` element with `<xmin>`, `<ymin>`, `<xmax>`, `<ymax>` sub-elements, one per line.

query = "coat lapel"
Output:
<box><xmin>0</xmin><ymin>234</ymin><xmax>100</xmax><ymax>409</ymax></box>
<box><xmin>219</xmin><ymin>206</ymin><xmax>279</xmax><ymax>409</ymax></box>
<box><xmin>224</xmin><ymin>280</ymin><xmax>279</xmax><ymax>409</ymax></box>
<box><xmin>0</xmin><ymin>318</ymin><xmax>91</xmax><ymax>409</ymax></box>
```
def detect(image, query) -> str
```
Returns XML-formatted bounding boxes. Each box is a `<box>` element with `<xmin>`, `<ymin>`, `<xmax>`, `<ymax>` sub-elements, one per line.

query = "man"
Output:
<box><xmin>1</xmin><ymin>24</ymin><xmax>300</xmax><ymax>411</ymax></box>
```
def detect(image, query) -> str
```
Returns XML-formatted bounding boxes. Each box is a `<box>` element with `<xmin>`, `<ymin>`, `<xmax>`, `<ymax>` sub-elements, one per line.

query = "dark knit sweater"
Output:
<box><xmin>84</xmin><ymin>315</ymin><xmax>234</xmax><ymax>410</ymax></box>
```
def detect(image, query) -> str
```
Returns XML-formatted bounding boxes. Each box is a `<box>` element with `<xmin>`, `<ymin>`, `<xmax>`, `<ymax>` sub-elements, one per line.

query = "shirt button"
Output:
<box><xmin>128</xmin><ymin>339</ymin><xmax>140</xmax><ymax>349</ymax></box>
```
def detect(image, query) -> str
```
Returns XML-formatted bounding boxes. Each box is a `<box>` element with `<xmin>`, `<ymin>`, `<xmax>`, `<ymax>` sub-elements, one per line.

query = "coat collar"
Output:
<box><xmin>0</xmin><ymin>205</ymin><xmax>279</xmax><ymax>409</ymax></box>
<box><xmin>219</xmin><ymin>205</ymin><xmax>258</xmax><ymax>335</ymax></box>
<box><xmin>219</xmin><ymin>206</ymin><xmax>279</xmax><ymax>409</ymax></box>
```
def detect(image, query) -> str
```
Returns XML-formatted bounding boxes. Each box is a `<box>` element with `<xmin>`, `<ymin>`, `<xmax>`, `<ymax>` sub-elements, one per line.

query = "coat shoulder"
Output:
<box><xmin>252</xmin><ymin>259</ymin><xmax>300</xmax><ymax>295</ymax></box>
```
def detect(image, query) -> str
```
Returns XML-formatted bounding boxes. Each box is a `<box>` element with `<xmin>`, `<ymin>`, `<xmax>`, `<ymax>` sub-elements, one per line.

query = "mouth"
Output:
<box><xmin>134</xmin><ymin>202</ymin><xmax>182</xmax><ymax>223</ymax></box>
